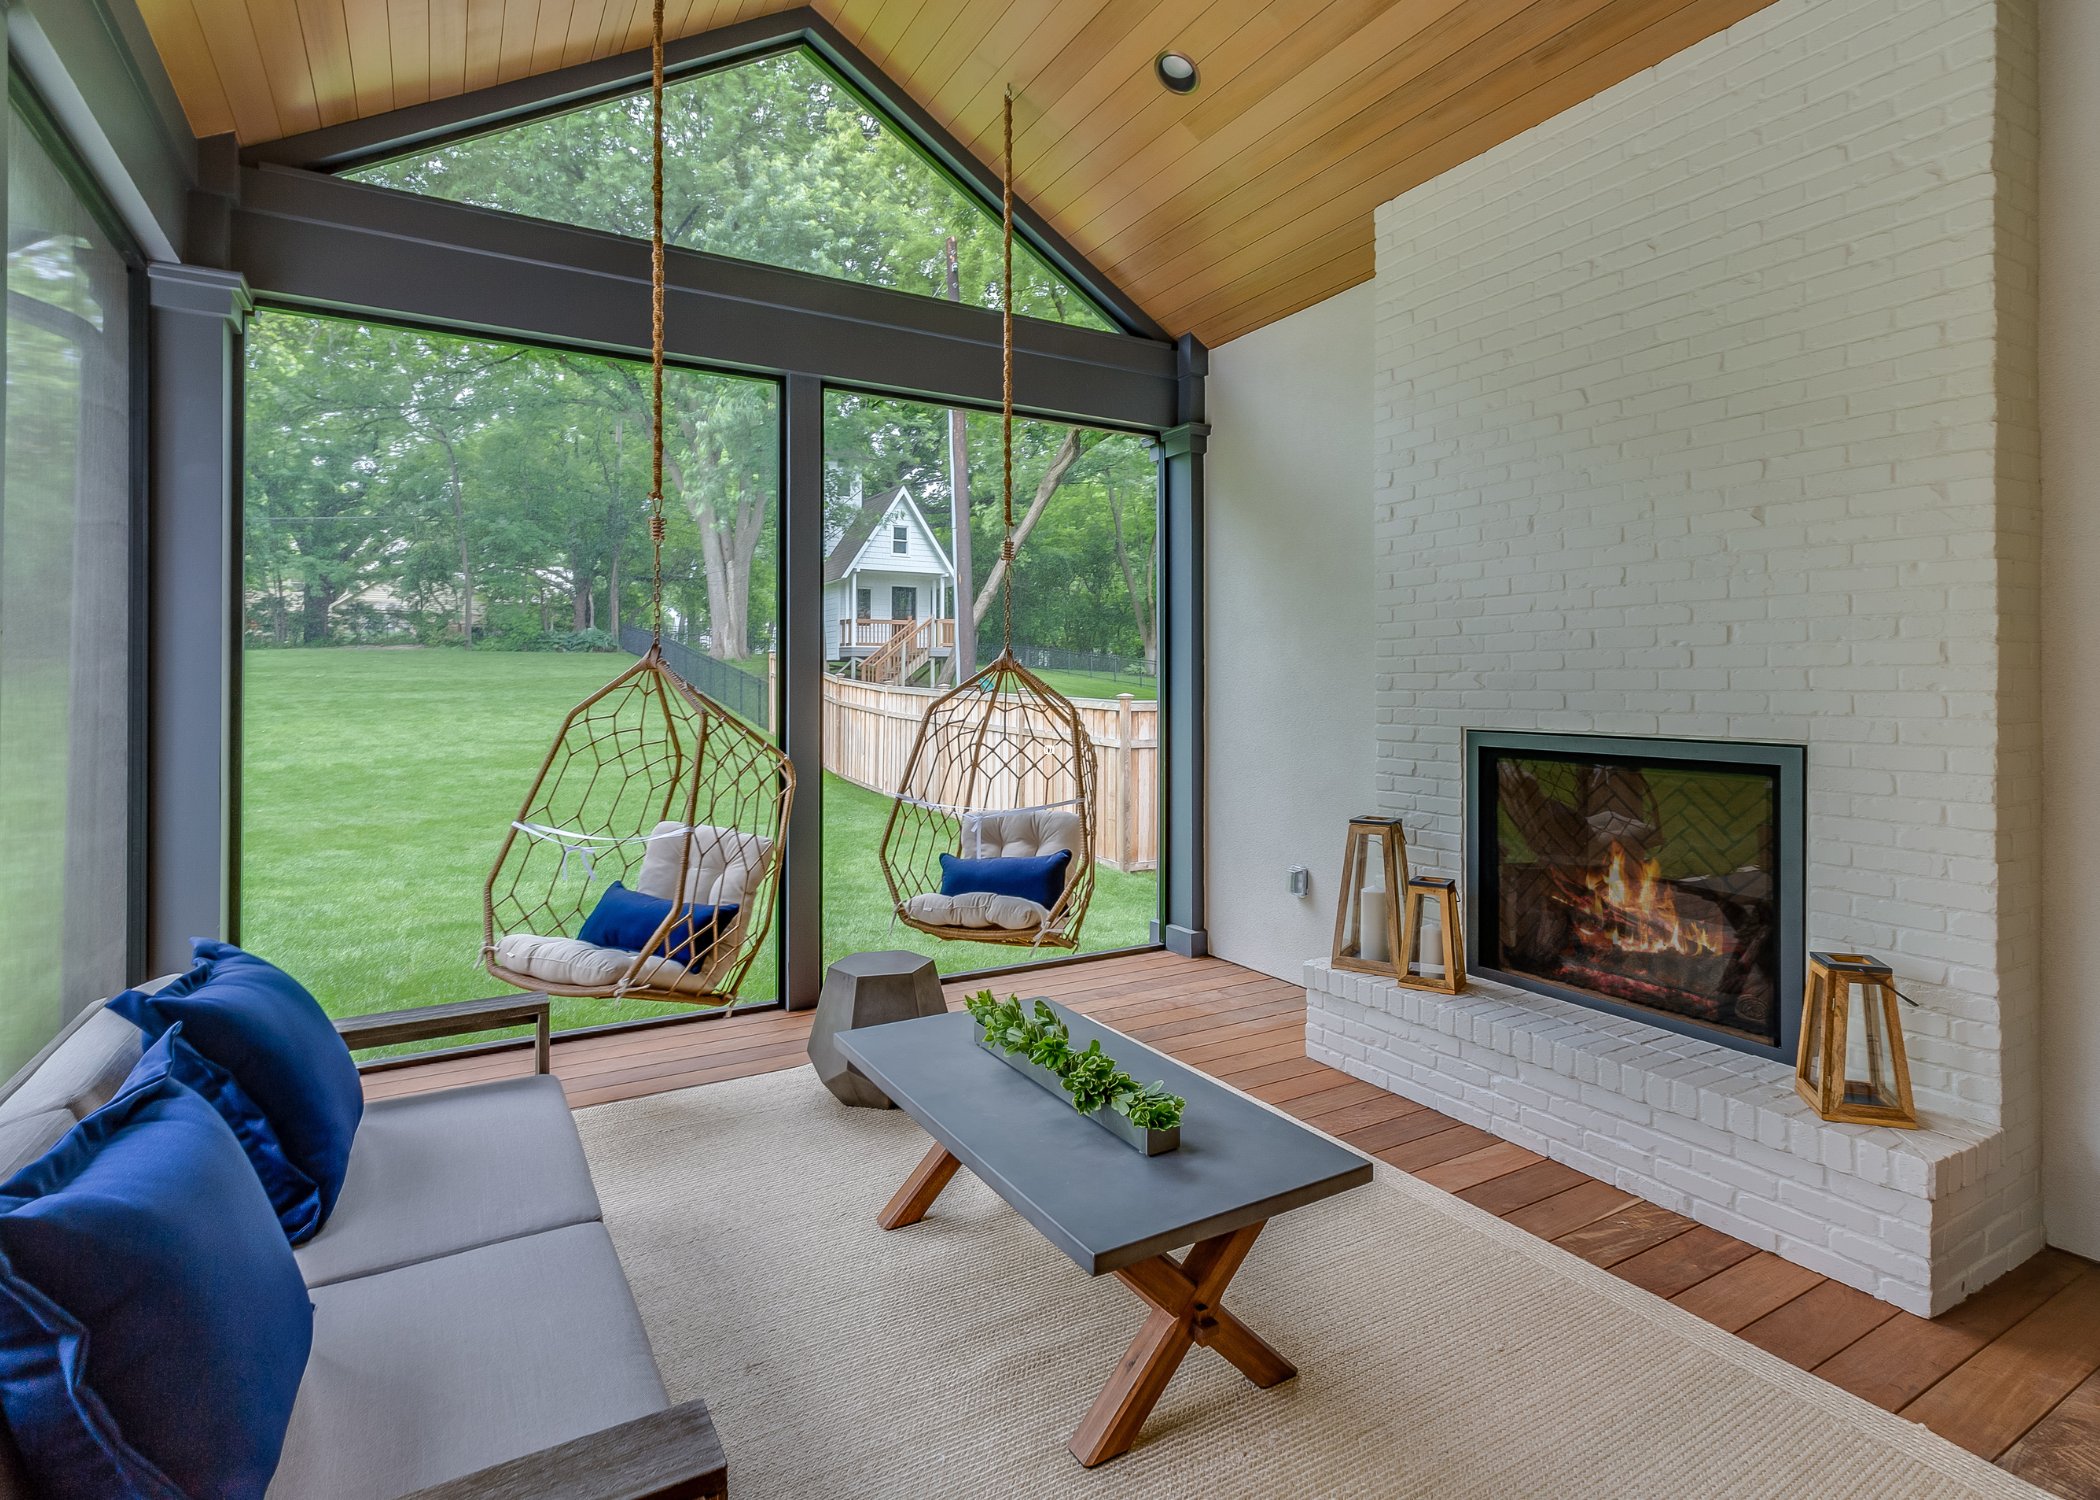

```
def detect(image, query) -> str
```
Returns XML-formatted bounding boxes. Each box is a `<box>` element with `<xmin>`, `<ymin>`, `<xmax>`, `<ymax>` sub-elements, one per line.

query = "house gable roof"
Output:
<box><xmin>823</xmin><ymin>486</ymin><xmax>954</xmax><ymax>585</ymax></box>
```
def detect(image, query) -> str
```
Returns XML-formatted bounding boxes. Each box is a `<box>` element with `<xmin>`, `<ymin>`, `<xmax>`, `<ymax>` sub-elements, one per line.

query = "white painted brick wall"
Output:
<box><xmin>1371</xmin><ymin>0</ymin><xmax>2039</xmax><ymax>1135</ymax></box>
<box><xmin>1363</xmin><ymin>0</ymin><xmax>2045</xmax><ymax>1302</ymax></box>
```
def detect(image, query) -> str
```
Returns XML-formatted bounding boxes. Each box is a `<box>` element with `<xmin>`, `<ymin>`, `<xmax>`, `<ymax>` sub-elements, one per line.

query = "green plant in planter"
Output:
<box><xmin>964</xmin><ymin>990</ymin><xmax>1185</xmax><ymax>1131</ymax></box>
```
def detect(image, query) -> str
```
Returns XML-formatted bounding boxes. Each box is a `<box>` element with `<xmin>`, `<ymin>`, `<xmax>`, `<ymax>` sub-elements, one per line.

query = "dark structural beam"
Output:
<box><xmin>230</xmin><ymin>165</ymin><xmax>1176</xmax><ymax>434</ymax></box>
<box><xmin>146</xmin><ymin>262</ymin><xmax>249</xmax><ymax>974</ymax></box>
<box><xmin>781</xmin><ymin>375</ymin><xmax>825</xmax><ymax>1010</ymax></box>
<box><xmin>1157</xmin><ymin>335</ymin><xmax>1210</xmax><ymax>959</ymax></box>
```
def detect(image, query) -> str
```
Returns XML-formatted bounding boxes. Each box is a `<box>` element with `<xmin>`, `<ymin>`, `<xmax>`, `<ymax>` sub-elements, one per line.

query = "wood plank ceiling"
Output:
<box><xmin>138</xmin><ymin>0</ymin><xmax>1778</xmax><ymax>346</ymax></box>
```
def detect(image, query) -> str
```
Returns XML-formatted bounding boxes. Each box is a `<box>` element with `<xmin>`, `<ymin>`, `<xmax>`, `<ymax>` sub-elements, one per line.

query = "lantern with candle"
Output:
<box><xmin>1331</xmin><ymin>815</ymin><xmax>1408</xmax><ymax>977</ymax></box>
<box><xmin>1795</xmin><ymin>952</ymin><xmax>1919</xmax><ymax>1128</ymax></box>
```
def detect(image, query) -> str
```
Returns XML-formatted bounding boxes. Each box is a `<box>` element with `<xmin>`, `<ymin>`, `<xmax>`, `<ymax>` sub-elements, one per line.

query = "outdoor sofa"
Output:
<box><xmin>0</xmin><ymin>982</ymin><xmax>724</xmax><ymax>1500</ymax></box>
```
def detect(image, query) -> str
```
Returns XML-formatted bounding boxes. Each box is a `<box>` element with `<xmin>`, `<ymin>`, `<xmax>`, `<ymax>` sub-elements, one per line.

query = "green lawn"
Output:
<box><xmin>241</xmin><ymin>648</ymin><xmax>1154</xmax><ymax>1054</ymax></box>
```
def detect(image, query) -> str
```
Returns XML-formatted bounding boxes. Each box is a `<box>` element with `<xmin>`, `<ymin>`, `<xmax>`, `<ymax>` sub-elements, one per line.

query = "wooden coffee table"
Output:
<box><xmin>835</xmin><ymin>1002</ymin><xmax>1372</xmax><ymax>1466</ymax></box>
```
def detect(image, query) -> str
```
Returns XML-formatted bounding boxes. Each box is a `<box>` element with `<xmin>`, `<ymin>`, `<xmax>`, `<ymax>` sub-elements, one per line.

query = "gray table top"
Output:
<box><xmin>836</xmin><ymin>1001</ymin><xmax>1373</xmax><ymax>1275</ymax></box>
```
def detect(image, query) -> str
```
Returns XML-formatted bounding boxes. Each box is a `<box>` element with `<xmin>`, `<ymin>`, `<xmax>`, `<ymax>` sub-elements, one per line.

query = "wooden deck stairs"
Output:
<box><xmin>861</xmin><ymin>618</ymin><xmax>944</xmax><ymax>685</ymax></box>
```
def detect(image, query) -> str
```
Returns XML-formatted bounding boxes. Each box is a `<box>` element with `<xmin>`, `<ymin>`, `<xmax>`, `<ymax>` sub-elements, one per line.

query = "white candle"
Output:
<box><xmin>1415</xmin><ymin>904</ymin><xmax>1445</xmax><ymax>977</ymax></box>
<box><xmin>1360</xmin><ymin>886</ymin><xmax>1389</xmax><ymax>963</ymax></box>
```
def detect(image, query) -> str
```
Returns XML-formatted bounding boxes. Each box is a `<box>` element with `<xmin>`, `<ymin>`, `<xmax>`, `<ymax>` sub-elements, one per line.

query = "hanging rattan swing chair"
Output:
<box><xmin>877</xmin><ymin>90</ymin><xmax>1097</xmax><ymax>952</ymax></box>
<box><xmin>482</xmin><ymin>9</ymin><xmax>794</xmax><ymax>1004</ymax></box>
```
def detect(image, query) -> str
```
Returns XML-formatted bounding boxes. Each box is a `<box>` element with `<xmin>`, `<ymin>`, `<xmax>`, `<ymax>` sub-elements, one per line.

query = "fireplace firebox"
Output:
<box><xmin>1464</xmin><ymin>731</ymin><xmax>1805</xmax><ymax>1062</ymax></box>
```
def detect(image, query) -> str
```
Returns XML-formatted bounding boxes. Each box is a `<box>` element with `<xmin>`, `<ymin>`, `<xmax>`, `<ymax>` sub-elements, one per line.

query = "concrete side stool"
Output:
<box><xmin>808</xmin><ymin>950</ymin><xmax>946</xmax><ymax>1108</ymax></box>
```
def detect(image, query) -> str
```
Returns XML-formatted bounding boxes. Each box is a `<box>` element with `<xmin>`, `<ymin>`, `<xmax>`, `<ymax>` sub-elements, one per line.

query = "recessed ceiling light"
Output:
<box><xmin>1156</xmin><ymin>51</ymin><xmax>1199</xmax><ymax>95</ymax></box>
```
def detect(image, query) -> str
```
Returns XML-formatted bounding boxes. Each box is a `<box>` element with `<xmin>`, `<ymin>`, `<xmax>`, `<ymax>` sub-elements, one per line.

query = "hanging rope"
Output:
<box><xmin>1001</xmin><ymin>85</ymin><xmax>1015</xmax><ymax>655</ymax></box>
<box><xmin>648</xmin><ymin>0</ymin><xmax>668</xmax><ymax>650</ymax></box>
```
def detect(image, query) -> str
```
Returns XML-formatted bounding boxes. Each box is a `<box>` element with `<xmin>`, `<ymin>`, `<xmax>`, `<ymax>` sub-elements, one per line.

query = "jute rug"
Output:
<box><xmin>576</xmin><ymin>1066</ymin><xmax>2044</xmax><ymax>1499</ymax></box>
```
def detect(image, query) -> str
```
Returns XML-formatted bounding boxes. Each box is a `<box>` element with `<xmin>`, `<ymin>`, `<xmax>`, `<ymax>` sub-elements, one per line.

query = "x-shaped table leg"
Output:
<box><xmin>873</xmin><ymin>1146</ymin><xmax>1295</xmax><ymax>1467</ymax></box>
<box><xmin>1068</xmin><ymin>1221</ymin><xmax>1294</xmax><ymax>1467</ymax></box>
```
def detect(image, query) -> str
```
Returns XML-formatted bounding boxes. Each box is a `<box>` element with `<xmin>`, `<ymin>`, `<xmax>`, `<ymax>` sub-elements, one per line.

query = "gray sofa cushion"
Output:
<box><xmin>294</xmin><ymin>1073</ymin><xmax>601</xmax><ymax>1288</ymax></box>
<box><xmin>0</xmin><ymin>1109</ymin><xmax>77</xmax><ymax>1183</ymax></box>
<box><xmin>0</xmin><ymin>1005</ymin><xmax>141</xmax><ymax>1125</ymax></box>
<box><xmin>267</xmin><ymin>1223</ymin><xmax>668</xmax><ymax>1500</ymax></box>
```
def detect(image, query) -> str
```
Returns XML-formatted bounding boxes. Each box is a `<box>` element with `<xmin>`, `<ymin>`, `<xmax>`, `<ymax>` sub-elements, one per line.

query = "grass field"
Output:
<box><xmin>241</xmin><ymin>648</ymin><xmax>1155</xmax><ymax>1052</ymax></box>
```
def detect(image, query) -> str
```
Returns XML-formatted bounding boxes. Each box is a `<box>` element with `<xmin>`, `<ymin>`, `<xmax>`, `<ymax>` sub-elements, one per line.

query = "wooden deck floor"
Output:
<box><xmin>367</xmin><ymin>951</ymin><xmax>2100</xmax><ymax>1499</ymax></box>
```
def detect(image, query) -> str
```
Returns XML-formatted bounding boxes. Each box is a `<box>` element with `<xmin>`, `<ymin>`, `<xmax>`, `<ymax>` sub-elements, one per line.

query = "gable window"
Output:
<box><xmin>893</xmin><ymin>525</ymin><xmax>908</xmax><ymax>554</ymax></box>
<box><xmin>344</xmin><ymin>48</ymin><xmax>1115</xmax><ymax>332</ymax></box>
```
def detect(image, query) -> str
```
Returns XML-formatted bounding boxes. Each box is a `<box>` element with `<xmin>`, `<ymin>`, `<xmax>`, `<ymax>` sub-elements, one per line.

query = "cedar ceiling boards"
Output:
<box><xmin>137</xmin><ymin>0</ymin><xmax>1777</xmax><ymax>346</ymax></box>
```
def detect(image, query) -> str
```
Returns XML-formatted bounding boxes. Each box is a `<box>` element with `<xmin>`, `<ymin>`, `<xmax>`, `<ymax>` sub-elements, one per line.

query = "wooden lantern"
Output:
<box><xmin>1795</xmin><ymin>952</ymin><xmax>1918</xmax><ymax>1128</ymax></box>
<box><xmin>1397</xmin><ymin>876</ymin><xmax>1467</xmax><ymax>994</ymax></box>
<box><xmin>1330</xmin><ymin>815</ymin><xmax>1408</xmax><ymax>977</ymax></box>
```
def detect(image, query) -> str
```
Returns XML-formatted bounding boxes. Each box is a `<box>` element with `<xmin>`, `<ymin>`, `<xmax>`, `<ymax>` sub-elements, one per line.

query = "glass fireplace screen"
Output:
<box><xmin>1487</xmin><ymin>753</ymin><xmax>1782</xmax><ymax>1048</ymax></box>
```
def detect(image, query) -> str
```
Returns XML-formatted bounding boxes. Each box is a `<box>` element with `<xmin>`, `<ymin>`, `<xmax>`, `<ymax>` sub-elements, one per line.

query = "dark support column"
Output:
<box><xmin>1155</xmin><ymin>334</ymin><xmax>1210</xmax><ymax>960</ymax></box>
<box><xmin>146</xmin><ymin>264</ymin><xmax>249</xmax><ymax>975</ymax></box>
<box><xmin>782</xmin><ymin>373</ymin><xmax>825</xmax><ymax>1009</ymax></box>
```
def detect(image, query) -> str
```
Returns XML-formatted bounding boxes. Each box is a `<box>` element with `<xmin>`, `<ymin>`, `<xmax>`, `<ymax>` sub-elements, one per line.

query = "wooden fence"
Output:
<box><xmin>821</xmin><ymin>675</ymin><xmax>1158</xmax><ymax>872</ymax></box>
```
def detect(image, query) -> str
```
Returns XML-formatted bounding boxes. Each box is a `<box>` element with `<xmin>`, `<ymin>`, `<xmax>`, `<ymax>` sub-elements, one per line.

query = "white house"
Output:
<box><xmin>823</xmin><ymin>485</ymin><xmax>958</xmax><ymax>681</ymax></box>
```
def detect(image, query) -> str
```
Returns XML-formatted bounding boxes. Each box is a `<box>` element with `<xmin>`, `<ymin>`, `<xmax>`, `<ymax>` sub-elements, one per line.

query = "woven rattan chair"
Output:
<box><xmin>879</xmin><ymin>651</ymin><xmax>1096</xmax><ymax>950</ymax></box>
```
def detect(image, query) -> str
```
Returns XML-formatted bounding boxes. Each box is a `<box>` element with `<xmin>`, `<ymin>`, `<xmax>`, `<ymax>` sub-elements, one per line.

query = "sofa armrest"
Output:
<box><xmin>394</xmin><ymin>1400</ymin><xmax>726</xmax><ymax>1500</ymax></box>
<box><xmin>335</xmin><ymin>994</ymin><xmax>553</xmax><ymax>1074</ymax></box>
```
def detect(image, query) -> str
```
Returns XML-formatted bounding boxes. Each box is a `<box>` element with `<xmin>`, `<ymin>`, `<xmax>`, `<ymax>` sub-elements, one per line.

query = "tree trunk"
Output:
<box><xmin>1106</xmin><ymin>481</ymin><xmax>1157</xmax><ymax>665</ymax></box>
<box><xmin>301</xmin><ymin>581</ymin><xmax>338</xmax><ymax>645</ymax></box>
<box><xmin>971</xmin><ymin>427</ymin><xmax>1087</xmax><ymax>629</ymax></box>
<box><xmin>608</xmin><ymin>549</ymin><xmax>620</xmax><ymax>641</ymax></box>
<box><xmin>435</xmin><ymin>432</ymin><xmax>472</xmax><ymax>649</ymax></box>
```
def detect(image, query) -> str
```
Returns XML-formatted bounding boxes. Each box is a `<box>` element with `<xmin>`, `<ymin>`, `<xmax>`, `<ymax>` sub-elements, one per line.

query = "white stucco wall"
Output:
<box><xmin>2038</xmin><ymin>0</ymin><xmax>2100</xmax><ymax>1259</ymax></box>
<box><xmin>1205</xmin><ymin>282</ymin><xmax>1375</xmax><ymax>981</ymax></box>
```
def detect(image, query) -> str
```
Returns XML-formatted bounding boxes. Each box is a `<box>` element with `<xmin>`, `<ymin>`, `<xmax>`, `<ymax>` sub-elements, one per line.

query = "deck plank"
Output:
<box><xmin>1550</xmin><ymin>1201</ymin><xmax>1699</xmax><ymax>1270</ymax></box>
<box><xmin>1899</xmin><ymin>1272</ymin><xmax>2100</xmax><ymax>1459</ymax></box>
<box><xmin>1453</xmin><ymin>1160</ymin><xmax>1588</xmax><ymax>1217</ymax></box>
<box><xmin>1500</xmin><ymin>1180</ymin><xmax>1638</xmax><ymax>1241</ymax></box>
<box><xmin>1669</xmin><ymin>1252</ymin><xmax>1826</xmax><ymax>1333</ymax></box>
<box><xmin>1737</xmin><ymin>1280</ymin><xmax>1899</xmax><ymax>1371</ymax></box>
<box><xmin>1609</xmin><ymin>1226</ymin><xmax>1758</xmax><ymax>1300</ymax></box>
<box><xmin>1999</xmin><ymin>1366</ymin><xmax>2100</xmax><ymax>1500</ymax></box>
<box><xmin>1813</xmin><ymin>1251</ymin><xmax>2093</xmax><ymax>1412</ymax></box>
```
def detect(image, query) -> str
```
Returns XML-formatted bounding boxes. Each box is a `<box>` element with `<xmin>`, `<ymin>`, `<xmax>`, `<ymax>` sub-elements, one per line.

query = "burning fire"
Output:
<box><xmin>1556</xmin><ymin>844</ymin><xmax>1724</xmax><ymax>957</ymax></box>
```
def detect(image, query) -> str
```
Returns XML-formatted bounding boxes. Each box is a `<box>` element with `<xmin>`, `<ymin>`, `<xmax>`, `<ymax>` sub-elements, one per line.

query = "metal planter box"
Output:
<box><xmin>974</xmin><ymin>1025</ymin><xmax>1181</xmax><ymax>1156</ymax></box>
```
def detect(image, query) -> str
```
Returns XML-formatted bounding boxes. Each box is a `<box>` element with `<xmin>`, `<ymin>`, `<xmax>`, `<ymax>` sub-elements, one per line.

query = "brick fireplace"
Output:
<box><xmin>1305</xmin><ymin>0</ymin><xmax>2043</xmax><ymax>1317</ymax></box>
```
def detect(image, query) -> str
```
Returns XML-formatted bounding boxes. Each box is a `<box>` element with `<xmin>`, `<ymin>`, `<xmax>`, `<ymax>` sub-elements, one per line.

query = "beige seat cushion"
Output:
<box><xmin>904</xmin><ymin>890</ymin><xmax>1051</xmax><ymax>931</ymax></box>
<box><xmin>633</xmin><ymin>822</ymin><xmax>771</xmax><ymax>907</ymax></box>
<box><xmin>961</xmin><ymin>807</ymin><xmax>1082</xmax><ymax>861</ymax></box>
<box><xmin>492</xmin><ymin>933</ymin><xmax>729</xmax><ymax>994</ymax></box>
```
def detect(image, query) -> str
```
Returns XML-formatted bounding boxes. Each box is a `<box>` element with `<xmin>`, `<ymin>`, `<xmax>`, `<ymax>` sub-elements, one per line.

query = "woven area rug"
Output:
<box><xmin>576</xmin><ymin>1066</ymin><xmax>2044</xmax><ymax>1499</ymax></box>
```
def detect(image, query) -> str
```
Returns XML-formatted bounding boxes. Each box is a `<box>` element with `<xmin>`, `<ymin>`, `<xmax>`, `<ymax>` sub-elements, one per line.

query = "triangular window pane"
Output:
<box><xmin>346</xmin><ymin>48</ymin><xmax>1117</xmax><ymax>333</ymax></box>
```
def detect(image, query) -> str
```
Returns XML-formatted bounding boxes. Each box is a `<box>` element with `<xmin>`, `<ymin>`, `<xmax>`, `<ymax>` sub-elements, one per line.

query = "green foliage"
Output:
<box><xmin>963</xmin><ymin>990</ymin><xmax>1185</xmax><ymax>1131</ymax></box>
<box><xmin>348</xmin><ymin>49</ymin><xmax>1112</xmax><ymax>332</ymax></box>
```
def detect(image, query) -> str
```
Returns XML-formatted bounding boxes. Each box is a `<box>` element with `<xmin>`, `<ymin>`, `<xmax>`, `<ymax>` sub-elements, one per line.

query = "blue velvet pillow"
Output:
<box><xmin>938</xmin><ymin>850</ymin><xmax>1072</xmax><ymax>907</ymax></box>
<box><xmin>579</xmin><ymin>883</ymin><xmax>736</xmax><ymax>967</ymax></box>
<box><xmin>158</xmin><ymin>1024</ymin><xmax>324</xmax><ymax>1244</ymax></box>
<box><xmin>578</xmin><ymin>882</ymin><xmax>673</xmax><ymax>950</ymax></box>
<box><xmin>0</xmin><ymin>1031</ymin><xmax>313</xmax><ymax>1500</ymax></box>
<box><xmin>107</xmin><ymin>940</ymin><xmax>363</xmax><ymax>1227</ymax></box>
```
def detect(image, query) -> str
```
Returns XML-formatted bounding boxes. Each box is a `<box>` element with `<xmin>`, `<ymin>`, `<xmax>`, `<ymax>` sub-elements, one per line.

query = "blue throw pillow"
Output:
<box><xmin>0</xmin><ymin>1031</ymin><xmax>313</xmax><ymax>1500</ymax></box>
<box><xmin>938</xmin><ymin>850</ymin><xmax>1072</xmax><ymax>908</ymax></box>
<box><xmin>578</xmin><ymin>882</ymin><xmax>673</xmax><ymax>950</ymax></box>
<box><xmin>579</xmin><ymin>883</ymin><xmax>736</xmax><ymax>967</ymax></box>
<box><xmin>158</xmin><ymin>1024</ymin><xmax>324</xmax><ymax>1244</ymax></box>
<box><xmin>107</xmin><ymin>940</ymin><xmax>363</xmax><ymax>1227</ymax></box>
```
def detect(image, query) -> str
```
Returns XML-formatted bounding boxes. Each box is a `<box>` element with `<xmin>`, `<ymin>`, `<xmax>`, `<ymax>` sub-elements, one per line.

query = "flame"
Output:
<box><xmin>1553</xmin><ymin>844</ymin><xmax>1723</xmax><ymax>958</ymax></box>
